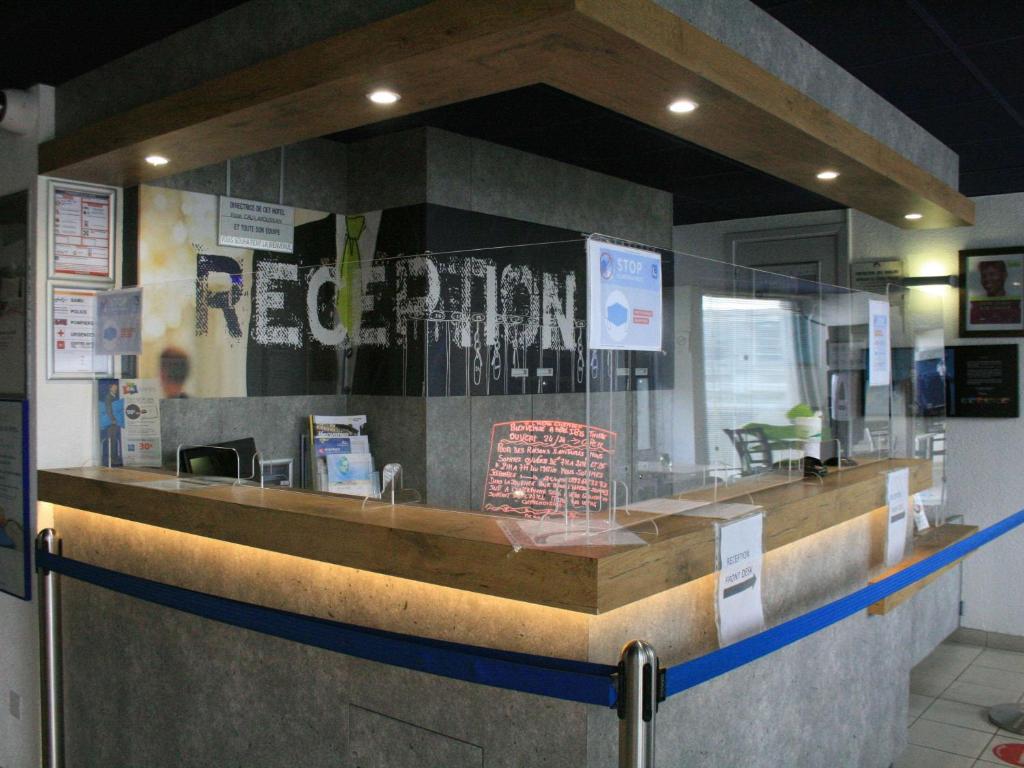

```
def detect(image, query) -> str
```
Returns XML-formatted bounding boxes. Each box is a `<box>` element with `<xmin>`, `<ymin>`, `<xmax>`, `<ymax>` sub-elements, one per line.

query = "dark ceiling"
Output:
<box><xmin>3</xmin><ymin>0</ymin><xmax>1022</xmax><ymax>224</ymax></box>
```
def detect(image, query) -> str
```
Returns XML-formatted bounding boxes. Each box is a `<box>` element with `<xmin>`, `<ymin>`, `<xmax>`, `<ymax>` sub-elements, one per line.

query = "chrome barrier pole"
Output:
<box><xmin>37</xmin><ymin>529</ymin><xmax>64</xmax><ymax>768</ymax></box>
<box><xmin>618</xmin><ymin>640</ymin><xmax>658</xmax><ymax>768</ymax></box>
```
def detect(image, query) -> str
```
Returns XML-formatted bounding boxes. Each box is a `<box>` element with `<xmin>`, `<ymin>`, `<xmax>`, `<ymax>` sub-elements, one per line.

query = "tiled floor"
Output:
<box><xmin>897</xmin><ymin>641</ymin><xmax>1024</xmax><ymax>767</ymax></box>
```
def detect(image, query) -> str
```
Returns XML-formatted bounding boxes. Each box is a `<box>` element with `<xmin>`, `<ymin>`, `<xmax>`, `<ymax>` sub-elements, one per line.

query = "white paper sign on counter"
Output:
<box><xmin>716</xmin><ymin>510</ymin><xmax>766</xmax><ymax>646</ymax></box>
<box><xmin>886</xmin><ymin>468</ymin><xmax>910</xmax><ymax>567</ymax></box>
<box><xmin>868</xmin><ymin>299</ymin><xmax>892</xmax><ymax>387</ymax></box>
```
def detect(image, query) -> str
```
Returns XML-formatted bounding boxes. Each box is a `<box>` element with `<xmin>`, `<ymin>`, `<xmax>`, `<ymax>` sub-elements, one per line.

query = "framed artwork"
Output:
<box><xmin>959</xmin><ymin>247</ymin><xmax>1024</xmax><ymax>338</ymax></box>
<box><xmin>47</xmin><ymin>179</ymin><xmax>117</xmax><ymax>282</ymax></box>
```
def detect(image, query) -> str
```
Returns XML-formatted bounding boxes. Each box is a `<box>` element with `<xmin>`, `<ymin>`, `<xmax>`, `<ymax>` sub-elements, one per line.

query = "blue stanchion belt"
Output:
<box><xmin>664</xmin><ymin>508</ymin><xmax>1024</xmax><ymax>698</ymax></box>
<box><xmin>34</xmin><ymin>549</ymin><xmax>618</xmax><ymax>708</ymax></box>
<box><xmin>36</xmin><ymin>509</ymin><xmax>1024</xmax><ymax>707</ymax></box>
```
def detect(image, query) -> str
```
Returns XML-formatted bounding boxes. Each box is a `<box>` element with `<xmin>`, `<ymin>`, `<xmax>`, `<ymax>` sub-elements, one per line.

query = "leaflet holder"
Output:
<box><xmin>363</xmin><ymin>462</ymin><xmax>421</xmax><ymax>508</ymax></box>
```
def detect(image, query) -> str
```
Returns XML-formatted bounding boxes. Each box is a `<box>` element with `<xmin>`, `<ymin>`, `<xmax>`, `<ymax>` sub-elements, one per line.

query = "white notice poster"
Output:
<box><xmin>49</xmin><ymin>285</ymin><xmax>112</xmax><ymax>378</ymax></box>
<box><xmin>868</xmin><ymin>299</ymin><xmax>892</xmax><ymax>387</ymax></box>
<box><xmin>120</xmin><ymin>379</ymin><xmax>162</xmax><ymax>467</ymax></box>
<box><xmin>716</xmin><ymin>511</ymin><xmax>766</xmax><ymax>646</ymax></box>
<box><xmin>586</xmin><ymin>237</ymin><xmax>663</xmax><ymax>351</ymax></box>
<box><xmin>50</xmin><ymin>182</ymin><xmax>115</xmax><ymax>280</ymax></box>
<box><xmin>886</xmin><ymin>468</ymin><xmax>910</xmax><ymax>567</ymax></box>
<box><xmin>95</xmin><ymin>287</ymin><xmax>143</xmax><ymax>356</ymax></box>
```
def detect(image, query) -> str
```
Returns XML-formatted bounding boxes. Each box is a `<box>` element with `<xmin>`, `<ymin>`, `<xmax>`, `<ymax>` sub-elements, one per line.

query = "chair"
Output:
<box><xmin>724</xmin><ymin>427</ymin><xmax>774</xmax><ymax>475</ymax></box>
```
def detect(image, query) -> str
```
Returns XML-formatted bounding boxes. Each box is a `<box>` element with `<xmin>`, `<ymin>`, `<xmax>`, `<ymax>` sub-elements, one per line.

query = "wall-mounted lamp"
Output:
<box><xmin>896</xmin><ymin>274</ymin><xmax>958</xmax><ymax>288</ymax></box>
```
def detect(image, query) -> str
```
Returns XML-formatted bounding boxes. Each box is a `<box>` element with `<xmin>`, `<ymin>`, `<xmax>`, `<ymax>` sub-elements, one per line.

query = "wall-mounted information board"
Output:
<box><xmin>945</xmin><ymin>344</ymin><xmax>1019</xmax><ymax>418</ymax></box>
<box><xmin>0</xmin><ymin>400</ymin><xmax>30</xmax><ymax>599</ymax></box>
<box><xmin>482</xmin><ymin>420</ymin><xmax>615</xmax><ymax>517</ymax></box>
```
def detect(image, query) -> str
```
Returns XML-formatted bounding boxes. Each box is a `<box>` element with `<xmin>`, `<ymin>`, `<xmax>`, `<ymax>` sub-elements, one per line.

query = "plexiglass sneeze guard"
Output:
<box><xmin>91</xmin><ymin>219</ymin><xmax>943</xmax><ymax>550</ymax></box>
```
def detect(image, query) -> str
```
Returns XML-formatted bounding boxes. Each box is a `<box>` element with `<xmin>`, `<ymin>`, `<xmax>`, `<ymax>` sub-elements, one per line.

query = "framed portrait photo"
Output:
<box><xmin>959</xmin><ymin>247</ymin><xmax>1024</xmax><ymax>338</ymax></box>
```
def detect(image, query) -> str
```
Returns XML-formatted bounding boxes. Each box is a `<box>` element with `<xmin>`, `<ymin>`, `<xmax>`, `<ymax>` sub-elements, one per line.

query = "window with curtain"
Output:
<box><xmin>702</xmin><ymin>296</ymin><xmax>805</xmax><ymax>469</ymax></box>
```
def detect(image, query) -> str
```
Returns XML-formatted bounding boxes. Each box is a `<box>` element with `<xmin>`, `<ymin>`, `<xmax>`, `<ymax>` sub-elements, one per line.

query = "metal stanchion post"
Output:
<box><xmin>618</xmin><ymin>639</ymin><xmax>659</xmax><ymax>768</ymax></box>
<box><xmin>989</xmin><ymin>703</ymin><xmax>1024</xmax><ymax>734</ymax></box>
<box><xmin>37</xmin><ymin>529</ymin><xmax>64</xmax><ymax>768</ymax></box>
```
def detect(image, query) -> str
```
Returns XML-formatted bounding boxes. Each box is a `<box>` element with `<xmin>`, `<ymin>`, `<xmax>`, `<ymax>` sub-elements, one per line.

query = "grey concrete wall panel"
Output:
<box><xmin>425</xmin><ymin>396</ymin><xmax>472</xmax><ymax>510</ymax></box>
<box><xmin>424</xmin><ymin>127</ymin><xmax>475</xmax><ymax>212</ymax></box>
<box><xmin>348</xmin><ymin>395</ymin><xmax>427</xmax><ymax>496</ymax></box>
<box><xmin>150</xmin><ymin>139</ymin><xmax>347</xmax><ymax>213</ymax></box>
<box><xmin>350</xmin><ymin>706</ymin><xmax>483</xmax><ymax>768</ymax></box>
<box><xmin>280</xmin><ymin>139</ymin><xmax>348</xmax><ymax>213</ymax></box>
<box><xmin>160</xmin><ymin>394</ymin><xmax>346</xmax><ymax>470</ymax></box>
<box><xmin>652</xmin><ymin>0</ymin><xmax>959</xmax><ymax>188</ymax></box>
<box><xmin>461</xmin><ymin>134</ymin><xmax>674</xmax><ymax>249</ymax></box>
<box><xmin>58</xmin><ymin>555</ymin><xmax>960</xmax><ymax>767</ymax></box>
<box><xmin>908</xmin><ymin>565</ymin><xmax>961</xmax><ymax>666</ymax></box>
<box><xmin>61</xmin><ymin>581</ymin><xmax>589</xmax><ymax>768</ymax></box>
<box><xmin>147</xmin><ymin>162</ymin><xmax>228</xmax><ymax>197</ymax></box>
<box><xmin>55</xmin><ymin>0</ymin><xmax>432</xmax><ymax>136</ymax></box>
<box><xmin>347</xmin><ymin>128</ymin><xmax>428</xmax><ymax>214</ymax></box>
<box><xmin>62</xmin><ymin>580</ymin><xmax>353</xmax><ymax>768</ymax></box>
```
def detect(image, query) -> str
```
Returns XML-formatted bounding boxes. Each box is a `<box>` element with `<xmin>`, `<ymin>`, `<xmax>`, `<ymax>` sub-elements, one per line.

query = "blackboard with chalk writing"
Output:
<box><xmin>482</xmin><ymin>419</ymin><xmax>615</xmax><ymax>517</ymax></box>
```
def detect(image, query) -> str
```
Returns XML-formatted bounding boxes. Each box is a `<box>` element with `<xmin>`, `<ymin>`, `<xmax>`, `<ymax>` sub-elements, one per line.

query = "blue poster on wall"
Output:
<box><xmin>586</xmin><ymin>237</ymin><xmax>663</xmax><ymax>351</ymax></box>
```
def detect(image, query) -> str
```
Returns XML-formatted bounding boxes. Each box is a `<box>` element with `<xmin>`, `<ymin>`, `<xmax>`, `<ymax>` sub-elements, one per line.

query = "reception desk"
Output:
<box><xmin>38</xmin><ymin>459</ymin><xmax>961</xmax><ymax>767</ymax></box>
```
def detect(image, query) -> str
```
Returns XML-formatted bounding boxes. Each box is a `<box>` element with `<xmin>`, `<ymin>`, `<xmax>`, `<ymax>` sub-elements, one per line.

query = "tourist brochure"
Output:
<box><xmin>308</xmin><ymin>414</ymin><xmax>377</xmax><ymax>495</ymax></box>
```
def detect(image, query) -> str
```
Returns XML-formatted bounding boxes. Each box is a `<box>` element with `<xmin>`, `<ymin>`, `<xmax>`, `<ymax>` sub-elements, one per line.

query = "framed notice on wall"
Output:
<box><xmin>47</xmin><ymin>283</ymin><xmax>113</xmax><ymax>379</ymax></box>
<box><xmin>945</xmin><ymin>344</ymin><xmax>1019</xmax><ymax>418</ymax></box>
<box><xmin>959</xmin><ymin>247</ymin><xmax>1024</xmax><ymax>338</ymax></box>
<box><xmin>47</xmin><ymin>179</ymin><xmax>116</xmax><ymax>282</ymax></box>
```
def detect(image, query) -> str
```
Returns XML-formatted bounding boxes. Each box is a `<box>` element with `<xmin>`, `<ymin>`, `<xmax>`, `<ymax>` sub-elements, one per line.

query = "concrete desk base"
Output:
<box><xmin>41</xmin><ymin>463</ymin><xmax>957</xmax><ymax>767</ymax></box>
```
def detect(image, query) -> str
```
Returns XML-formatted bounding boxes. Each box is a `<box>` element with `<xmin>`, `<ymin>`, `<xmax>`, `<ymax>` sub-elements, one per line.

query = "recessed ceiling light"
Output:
<box><xmin>904</xmin><ymin>213</ymin><xmax>923</xmax><ymax>220</ymax></box>
<box><xmin>367</xmin><ymin>89</ymin><xmax>401</xmax><ymax>105</ymax></box>
<box><xmin>668</xmin><ymin>99</ymin><xmax>699</xmax><ymax>114</ymax></box>
<box><xmin>816</xmin><ymin>170</ymin><xmax>839</xmax><ymax>180</ymax></box>
<box><xmin>145</xmin><ymin>155</ymin><xmax>169</xmax><ymax>167</ymax></box>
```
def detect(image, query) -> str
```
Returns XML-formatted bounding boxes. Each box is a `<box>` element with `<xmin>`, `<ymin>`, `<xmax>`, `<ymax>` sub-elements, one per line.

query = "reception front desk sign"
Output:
<box><xmin>716</xmin><ymin>511</ymin><xmax>765</xmax><ymax>646</ymax></box>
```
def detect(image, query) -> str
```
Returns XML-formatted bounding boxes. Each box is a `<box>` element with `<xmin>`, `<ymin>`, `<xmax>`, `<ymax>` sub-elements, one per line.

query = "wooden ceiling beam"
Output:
<box><xmin>39</xmin><ymin>0</ymin><xmax>974</xmax><ymax>229</ymax></box>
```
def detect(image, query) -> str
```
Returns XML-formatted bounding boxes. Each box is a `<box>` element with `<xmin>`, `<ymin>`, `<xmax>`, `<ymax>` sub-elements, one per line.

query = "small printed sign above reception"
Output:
<box><xmin>218</xmin><ymin>196</ymin><xmax>294</xmax><ymax>253</ymax></box>
<box><xmin>586</xmin><ymin>237</ymin><xmax>663</xmax><ymax>351</ymax></box>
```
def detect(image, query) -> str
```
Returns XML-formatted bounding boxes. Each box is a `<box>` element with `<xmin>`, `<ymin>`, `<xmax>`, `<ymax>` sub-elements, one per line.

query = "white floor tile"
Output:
<box><xmin>913</xmin><ymin>669</ymin><xmax>958</xmax><ymax>697</ymax></box>
<box><xmin>970</xmin><ymin>737</ymin><xmax>1024</xmax><ymax>765</ymax></box>
<box><xmin>921</xmin><ymin>698</ymin><xmax>998</xmax><ymax>734</ymax></box>
<box><xmin>893</xmin><ymin>744</ymin><xmax>975</xmax><ymax>768</ymax></box>
<box><xmin>936</xmin><ymin>642</ymin><xmax>986</xmax><ymax>666</ymax></box>
<box><xmin>975</xmin><ymin>649</ymin><xmax>1024</xmax><ymax>675</ymax></box>
<box><xmin>911</xmin><ymin>694</ymin><xmax>937</xmax><ymax>718</ymax></box>
<box><xmin>959</xmin><ymin>665</ymin><xmax>1024</xmax><ymax>693</ymax></box>
<box><xmin>944</xmin><ymin>681</ymin><xmax>1023</xmax><ymax>708</ymax></box>
<box><xmin>908</xmin><ymin>719</ymin><xmax>991</xmax><ymax>758</ymax></box>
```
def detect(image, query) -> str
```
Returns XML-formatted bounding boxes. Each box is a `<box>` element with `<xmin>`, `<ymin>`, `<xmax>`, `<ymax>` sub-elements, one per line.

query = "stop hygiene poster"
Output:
<box><xmin>586</xmin><ymin>237</ymin><xmax>663</xmax><ymax>351</ymax></box>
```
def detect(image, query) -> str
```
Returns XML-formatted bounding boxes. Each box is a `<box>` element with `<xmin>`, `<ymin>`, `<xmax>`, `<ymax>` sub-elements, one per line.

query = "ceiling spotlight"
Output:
<box><xmin>668</xmin><ymin>99</ymin><xmax>699</xmax><ymax>114</ymax></box>
<box><xmin>145</xmin><ymin>155</ymin><xmax>169</xmax><ymax>167</ymax></box>
<box><xmin>816</xmin><ymin>170</ymin><xmax>839</xmax><ymax>180</ymax></box>
<box><xmin>367</xmin><ymin>90</ymin><xmax>401</xmax><ymax>105</ymax></box>
<box><xmin>904</xmin><ymin>213</ymin><xmax>923</xmax><ymax>220</ymax></box>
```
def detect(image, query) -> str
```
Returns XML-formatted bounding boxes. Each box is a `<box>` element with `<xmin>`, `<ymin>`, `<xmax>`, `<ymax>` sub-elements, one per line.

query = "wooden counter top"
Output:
<box><xmin>39</xmin><ymin>459</ymin><xmax>932</xmax><ymax>614</ymax></box>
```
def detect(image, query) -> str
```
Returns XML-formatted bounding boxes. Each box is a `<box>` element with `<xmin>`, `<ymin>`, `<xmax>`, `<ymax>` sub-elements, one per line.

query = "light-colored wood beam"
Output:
<box><xmin>38</xmin><ymin>0</ymin><xmax>973</xmax><ymax>229</ymax></box>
